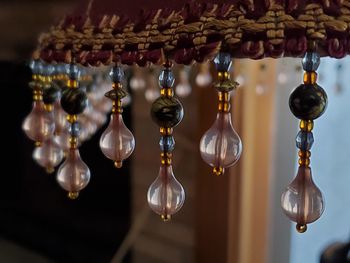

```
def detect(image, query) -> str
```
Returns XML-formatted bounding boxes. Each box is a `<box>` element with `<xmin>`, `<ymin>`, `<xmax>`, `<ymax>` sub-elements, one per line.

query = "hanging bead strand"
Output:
<box><xmin>281</xmin><ymin>48</ymin><xmax>328</xmax><ymax>233</ymax></box>
<box><xmin>22</xmin><ymin>60</ymin><xmax>55</xmax><ymax>146</ymax></box>
<box><xmin>33</xmin><ymin>63</ymin><xmax>64</xmax><ymax>173</ymax></box>
<box><xmin>148</xmin><ymin>60</ymin><xmax>185</xmax><ymax>221</ymax></box>
<box><xmin>200</xmin><ymin>52</ymin><xmax>242</xmax><ymax>176</ymax></box>
<box><xmin>56</xmin><ymin>63</ymin><xmax>91</xmax><ymax>200</ymax></box>
<box><xmin>100</xmin><ymin>65</ymin><xmax>135</xmax><ymax>168</ymax></box>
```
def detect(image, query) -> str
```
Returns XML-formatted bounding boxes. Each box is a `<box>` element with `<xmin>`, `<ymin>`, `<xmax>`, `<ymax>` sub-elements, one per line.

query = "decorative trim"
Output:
<box><xmin>36</xmin><ymin>1</ymin><xmax>350</xmax><ymax>66</ymax></box>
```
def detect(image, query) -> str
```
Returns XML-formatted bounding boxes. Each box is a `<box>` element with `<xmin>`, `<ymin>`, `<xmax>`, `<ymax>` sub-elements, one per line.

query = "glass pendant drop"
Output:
<box><xmin>33</xmin><ymin>136</ymin><xmax>64</xmax><ymax>173</ymax></box>
<box><xmin>57</xmin><ymin>148</ymin><xmax>90</xmax><ymax>199</ymax></box>
<box><xmin>100</xmin><ymin>112</ymin><xmax>135</xmax><ymax>168</ymax></box>
<box><xmin>200</xmin><ymin>111</ymin><xmax>242</xmax><ymax>175</ymax></box>
<box><xmin>281</xmin><ymin>166</ymin><xmax>324</xmax><ymax>233</ymax></box>
<box><xmin>199</xmin><ymin>52</ymin><xmax>242</xmax><ymax>175</ymax></box>
<box><xmin>100</xmin><ymin>65</ymin><xmax>135</xmax><ymax>168</ymax></box>
<box><xmin>147</xmin><ymin>164</ymin><xmax>185</xmax><ymax>220</ymax></box>
<box><xmin>22</xmin><ymin>100</ymin><xmax>55</xmax><ymax>144</ymax></box>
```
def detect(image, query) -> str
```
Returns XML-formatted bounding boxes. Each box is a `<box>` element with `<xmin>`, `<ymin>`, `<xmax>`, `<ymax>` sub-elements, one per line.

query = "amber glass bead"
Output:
<box><xmin>303</xmin><ymin>72</ymin><xmax>317</xmax><ymax>84</ymax></box>
<box><xmin>298</xmin><ymin>158</ymin><xmax>310</xmax><ymax>167</ymax></box>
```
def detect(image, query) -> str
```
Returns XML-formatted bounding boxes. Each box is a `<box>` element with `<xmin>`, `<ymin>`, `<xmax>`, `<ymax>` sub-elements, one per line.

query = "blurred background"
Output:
<box><xmin>0</xmin><ymin>0</ymin><xmax>349</xmax><ymax>262</ymax></box>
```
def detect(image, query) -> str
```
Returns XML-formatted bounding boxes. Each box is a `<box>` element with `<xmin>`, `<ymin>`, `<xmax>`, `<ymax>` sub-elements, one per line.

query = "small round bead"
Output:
<box><xmin>213</xmin><ymin>167</ymin><xmax>224</xmax><ymax>176</ymax></box>
<box><xmin>296</xmin><ymin>131</ymin><xmax>314</xmax><ymax>151</ymax></box>
<box><xmin>299</xmin><ymin>120</ymin><xmax>314</xmax><ymax>132</ymax></box>
<box><xmin>302</xmin><ymin>52</ymin><xmax>320</xmax><ymax>71</ymax></box>
<box><xmin>214</xmin><ymin>52</ymin><xmax>232</xmax><ymax>72</ymax></box>
<box><xmin>68</xmin><ymin>191</ymin><xmax>79</xmax><ymax>200</ymax></box>
<box><xmin>159</xmin><ymin>69</ymin><xmax>175</xmax><ymax>88</ymax></box>
<box><xmin>161</xmin><ymin>214</ymin><xmax>171</xmax><ymax>222</ymax></box>
<box><xmin>69</xmin><ymin>122</ymin><xmax>81</xmax><ymax>137</ymax></box>
<box><xmin>109</xmin><ymin>66</ymin><xmax>124</xmax><ymax>83</ymax></box>
<box><xmin>289</xmin><ymin>84</ymin><xmax>327</xmax><ymax>120</ymax></box>
<box><xmin>159</xmin><ymin>136</ymin><xmax>175</xmax><ymax>152</ymax></box>
<box><xmin>151</xmin><ymin>97</ymin><xmax>184</xmax><ymax>128</ymax></box>
<box><xmin>296</xmin><ymin>223</ymin><xmax>307</xmax><ymax>233</ymax></box>
<box><xmin>61</xmin><ymin>88</ymin><xmax>88</xmax><ymax>115</ymax></box>
<box><xmin>303</xmin><ymin>72</ymin><xmax>317</xmax><ymax>84</ymax></box>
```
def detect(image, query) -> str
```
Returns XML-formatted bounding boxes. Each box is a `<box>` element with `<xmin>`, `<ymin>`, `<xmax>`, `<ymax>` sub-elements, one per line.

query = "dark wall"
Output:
<box><xmin>0</xmin><ymin>61</ymin><xmax>131</xmax><ymax>263</ymax></box>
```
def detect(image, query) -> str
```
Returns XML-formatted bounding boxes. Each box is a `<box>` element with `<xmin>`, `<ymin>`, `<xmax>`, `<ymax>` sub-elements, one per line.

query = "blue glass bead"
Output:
<box><xmin>296</xmin><ymin>131</ymin><xmax>314</xmax><ymax>151</ymax></box>
<box><xmin>302</xmin><ymin>52</ymin><xmax>320</xmax><ymax>71</ymax></box>
<box><xmin>214</xmin><ymin>52</ymin><xmax>232</xmax><ymax>72</ymax></box>
<box><xmin>69</xmin><ymin>122</ymin><xmax>81</xmax><ymax>137</ymax></box>
<box><xmin>66</xmin><ymin>63</ymin><xmax>81</xmax><ymax>80</ymax></box>
<box><xmin>159</xmin><ymin>136</ymin><xmax>175</xmax><ymax>152</ymax></box>
<box><xmin>158</xmin><ymin>69</ymin><xmax>175</xmax><ymax>88</ymax></box>
<box><xmin>42</xmin><ymin>63</ymin><xmax>55</xmax><ymax>76</ymax></box>
<box><xmin>56</xmin><ymin>63</ymin><xmax>69</xmax><ymax>75</ymax></box>
<box><xmin>29</xmin><ymin>59</ymin><xmax>43</xmax><ymax>75</ymax></box>
<box><xmin>109</xmin><ymin>66</ymin><xmax>124</xmax><ymax>83</ymax></box>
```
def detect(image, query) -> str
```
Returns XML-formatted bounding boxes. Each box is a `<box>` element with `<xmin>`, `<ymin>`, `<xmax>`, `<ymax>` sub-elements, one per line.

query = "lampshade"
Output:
<box><xmin>22</xmin><ymin>0</ymin><xmax>347</xmax><ymax>233</ymax></box>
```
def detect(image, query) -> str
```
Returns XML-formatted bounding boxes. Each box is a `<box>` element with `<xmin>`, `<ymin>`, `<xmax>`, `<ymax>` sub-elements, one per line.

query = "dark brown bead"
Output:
<box><xmin>61</xmin><ymin>88</ymin><xmax>88</xmax><ymax>115</ymax></box>
<box><xmin>289</xmin><ymin>84</ymin><xmax>327</xmax><ymax>120</ymax></box>
<box><xmin>151</xmin><ymin>97</ymin><xmax>184</xmax><ymax>128</ymax></box>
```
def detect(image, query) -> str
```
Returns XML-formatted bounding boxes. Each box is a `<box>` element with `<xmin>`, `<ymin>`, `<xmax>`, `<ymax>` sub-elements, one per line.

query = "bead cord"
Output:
<box><xmin>283</xmin><ymin>48</ymin><xmax>327</xmax><ymax>233</ymax></box>
<box><xmin>101</xmin><ymin>65</ymin><xmax>134</xmax><ymax>168</ymax></box>
<box><xmin>148</xmin><ymin>60</ymin><xmax>185</xmax><ymax>221</ymax></box>
<box><xmin>58</xmin><ymin>63</ymin><xmax>90</xmax><ymax>199</ymax></box>
<box><xmin>159</xmin><ymin>62</ymin><xmax>175</xmax><ymax>169</ymax></box>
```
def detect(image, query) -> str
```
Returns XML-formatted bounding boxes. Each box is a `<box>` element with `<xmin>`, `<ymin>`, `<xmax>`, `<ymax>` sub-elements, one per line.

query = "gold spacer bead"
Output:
<box><xmin>35</xmin><ymin>141</ymin><xmax>41</xmax><ymax>147</ymax></box>
<box><xmin>32</xmin><ymin>74</ymin><xmax>40</xmax><ymax>81</ymax></box>
<box><xmin>160</xmin><ymin>127</ymin><xmax>173</xmax><ymax>136</ymax></box>
<box><xmin>44</xmin><ymin>104</ymin><xmax>53</xmax><ymax>112</ymax></box>
<box><xmin>67</xmin><ymin>79</ymin><xmax>78</xmax><ymax>88</ymax></box>
<box><xmin>69</xmin><ymin>136</ymin><xmax>78</xmax><ymax>149</ymax></box>
<box><xmin>68</xmin><ymin>191</ymin><xmax>79</xmax><ymax>200</ymax></box>
<box><xmin>300</xmin><ymin>120</ymin><xmax>314</xmax><ymax>132</ymax></box>
<box><xmin>160</xmin><ymin>88</ymin><xmax>173</xmax><ymax>97</ymax></box>
<box><xmin>217</xmin><ymin>71</ymin><xmax>230</xmax><ymax>82</ymax></box>
<box><xmin>218</xmin><ymin>102</ymin><xmax>230</xmax><ymax>112</ymax></box>
<box><xmin>33</xmin><ymin>95</ymin><xmax>43</xmax><ymax>101</ymax></box>
<box><xmin>46</xmin><ymin>167</ymin><xmax>54</xmax><ymax>174</ymax></box>
<box><xmin>114</xmin><ymin>160</ymin><xmax>123</xmax><ymax>168</ymax></box>
<box><xmin>42</xmin><ymin>76</ymin><xmax>52</xmax><ymax>84</ymax></box>
<box><xmin>303</xmin><ymin>72</ymin><xmax>317</xmax><ymax>84</ymax></box>
<box><xmin>296</xmin><ymin>223</ymin><xmax>307</xmax><ymax>233</ymax></box>
<box><xmin>298</xmin><ymin>157</ymin><xmax>310</xmax><ymax>167</ymax></box>
<box><xmin>213</xmin><ymin>167</ymin><xmax>224</xmax><ymax>176</ymax></box>
<box><xmin>66</xmin><ymin>115</ymin><xmax>78</xmax><ymax>123</ymax></box>
<box><xmin>112</xmin><ymin>82</ymin><xmax>123</xmax><ymax>89</ymax></box>
<box><xmin>161</xmin><ymin>214</ymin><xmax>171</xmax><ymax>222</ymax></box>
<box><xmin>298</xmin><ymin>150</ymin><xmax>311</xmax><ymax>158</ymax></box>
